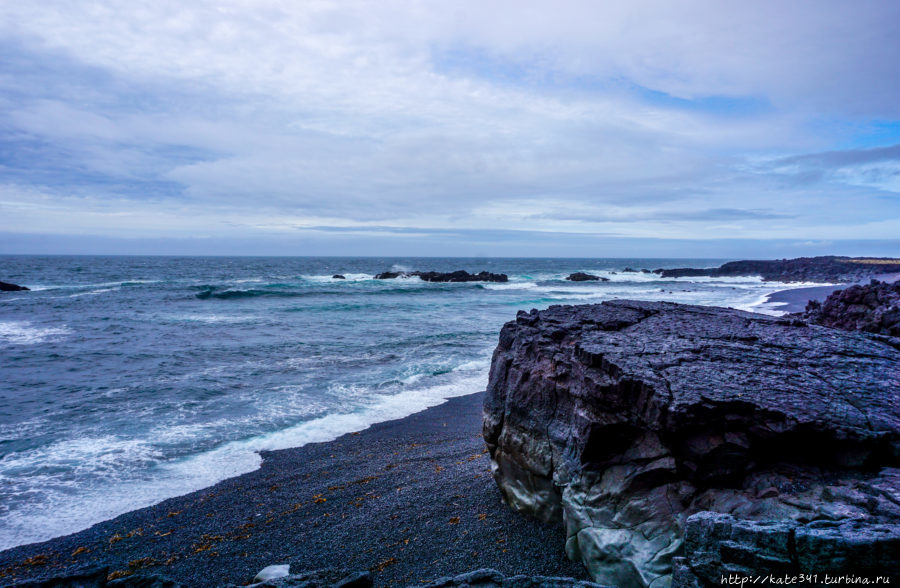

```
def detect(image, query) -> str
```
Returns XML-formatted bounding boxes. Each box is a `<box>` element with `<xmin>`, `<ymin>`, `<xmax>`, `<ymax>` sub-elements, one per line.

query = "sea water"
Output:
<box><xmin>0</xmin><ymin>256</ymin><xmax>818</xmax><ymax>549</ymax></box>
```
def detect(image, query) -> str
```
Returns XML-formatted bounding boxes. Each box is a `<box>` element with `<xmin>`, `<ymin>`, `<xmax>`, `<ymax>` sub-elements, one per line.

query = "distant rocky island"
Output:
<box><xmin>656</xmin><ymin>255</ymin><xmax>900</xmax><ymax>282</ymax></box>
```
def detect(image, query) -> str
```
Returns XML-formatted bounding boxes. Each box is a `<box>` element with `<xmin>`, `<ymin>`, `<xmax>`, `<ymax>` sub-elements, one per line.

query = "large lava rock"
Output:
<box><xmin>483</xmin><ymin>301</ymin><xmax>899</xmax><ymax>588</ymax></box>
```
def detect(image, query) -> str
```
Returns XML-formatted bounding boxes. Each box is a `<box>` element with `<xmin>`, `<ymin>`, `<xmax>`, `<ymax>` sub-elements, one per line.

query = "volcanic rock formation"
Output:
<box><xmin>798</xmin><ymin>279</ymin><xmax>900</xmax><ymax>337</ymax></box>
<box><xmin>483</xmin><ymin>301</ymin><xmax>899</xmax><ymax>587</ymax></box>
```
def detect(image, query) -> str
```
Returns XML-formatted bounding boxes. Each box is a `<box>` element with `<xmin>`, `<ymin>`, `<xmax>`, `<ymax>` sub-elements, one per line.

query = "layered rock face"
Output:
<box><xmin>483</xmin><ymin>301</ymin><xmax>899</xmax><ymax>587</ymax></box>
<box><xmin>799</xmin><ymin>279</ymin><xmax>900</xmax><ymax>336</ymax></box>
<box><xmin>672</xmin><ymin>512</ymin><xmax>900</xmax><ymax>586</ymax></box>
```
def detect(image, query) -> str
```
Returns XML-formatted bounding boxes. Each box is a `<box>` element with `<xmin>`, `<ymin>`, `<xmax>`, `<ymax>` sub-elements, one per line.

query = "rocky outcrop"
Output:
<box><xmin>0</xmin><ymin>280</ymin><xmax>29</xmax><ymax>291</ymax></box>
<box><xmin>416</xmin><ymin>271</ymin><xmax>508</xmax><ymax>283</ymax></box>
<box><xmin>672</xmin><ymin>512</ymin><xmax>900</xmax><ymax>587</ymax></box>
<box><xmin>798</xmin><ymin>279</ymin><xmax>900</xmax><ymax>336</ymax></box>
<box><xmin>566</xmin><ymin>273</ymin><xmax>609</xmax><ymax>282</ymax></box>
<box><xmin>411</xmin><ymin>568</ymin><xmax>609</xmax><ymax>588</ymax></box>
<box><xmin>483</xmin><ymin>301</ymin><xmax>900</xmax><ymax>587</ymax></box>
<box><xmin>374</xmin><ymin>271</ymin><xmax>508</xmax><ymax>283</ymax></box>
<box><xmin>654</xmin><ymin>256</ymin><xmax>900</xmax><ymax>283</ymax></box>
<box><xmin>332</xmin><ymin>275</ymin><xmax>346</xmax><ymax>280</ymax></box>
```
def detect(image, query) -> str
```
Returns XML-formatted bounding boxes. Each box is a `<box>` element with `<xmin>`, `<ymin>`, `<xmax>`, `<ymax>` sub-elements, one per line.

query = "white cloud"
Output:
<box><xmin>1</xmin><ymin>0</ymin><xmax>899</xmax><ymax>250</ymax></box>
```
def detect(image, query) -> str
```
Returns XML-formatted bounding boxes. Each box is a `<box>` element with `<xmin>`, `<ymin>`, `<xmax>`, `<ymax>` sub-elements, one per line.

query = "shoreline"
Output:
<box><xmin>0</xmin><ymin>392</ymin><xmax>588</xmax><ymax>587</ymax></box>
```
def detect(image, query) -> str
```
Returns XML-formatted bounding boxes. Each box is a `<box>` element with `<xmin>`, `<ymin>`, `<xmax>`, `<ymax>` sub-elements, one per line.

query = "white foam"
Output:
<box><xmin>0</xmin><ymin>321</ymin><xmax>71</xmax><ymax>345</ymax></box>
<box><xmin>302</xmin><ymin>273</ymin><xmax>372</xmax><ymax>282</ymax></box>
<box><xmin>164</xmin><ymin>313</ymin><xmax>259</xmax><ymax>324</ymax></box>
<box><xmin>482</xmin><ymin>281</ymin><xmax>537</xmax><ymax>290</ymax></box>
<box><xmin>0</xmin><ymin>369</ymin><xmax>488</xmax><ymax>550</ymax></box>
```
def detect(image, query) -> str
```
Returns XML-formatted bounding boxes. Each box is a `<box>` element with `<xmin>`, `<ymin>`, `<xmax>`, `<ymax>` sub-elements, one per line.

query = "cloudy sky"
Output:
<box><xmin>2</xmin><ymin>0</ymin><xmax>900</xmax><ymax>256</ymax></box>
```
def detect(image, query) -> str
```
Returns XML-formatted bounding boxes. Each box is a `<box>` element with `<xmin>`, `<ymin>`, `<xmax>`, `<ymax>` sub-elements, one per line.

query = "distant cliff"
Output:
<box><xmin>655</xmin><ymin>256</ymin><xmax>900</xmax><ymax>283</ymax></box>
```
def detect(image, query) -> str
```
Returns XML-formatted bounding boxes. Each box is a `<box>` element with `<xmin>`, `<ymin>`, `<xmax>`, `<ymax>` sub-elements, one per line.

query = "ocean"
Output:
<box><xmin>0</xmin><ymin>256</ymin><xmax>814</xmax><ymax>550</ymax></box>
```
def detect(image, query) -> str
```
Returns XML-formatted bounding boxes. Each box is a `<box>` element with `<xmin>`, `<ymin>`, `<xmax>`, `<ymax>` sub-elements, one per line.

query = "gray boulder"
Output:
<box><xmin>484</xmin><ymin>301</ymin><xmax>900</xmax><ymax>587</ymax></box>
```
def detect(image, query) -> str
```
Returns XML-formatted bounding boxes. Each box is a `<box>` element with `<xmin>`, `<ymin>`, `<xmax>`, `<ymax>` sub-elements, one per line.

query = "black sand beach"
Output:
<box><xmin>0</xmin><ymin>392</ymin><xmax>587</xmax><ymax>587</ymax></box>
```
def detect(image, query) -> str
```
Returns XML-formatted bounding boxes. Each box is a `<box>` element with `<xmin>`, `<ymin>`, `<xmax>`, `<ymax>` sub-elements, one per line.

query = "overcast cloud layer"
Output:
<box><xmin>2</xmin><ymin>1</ymin><xmax>900</xmax><ymax>256</ymax></box>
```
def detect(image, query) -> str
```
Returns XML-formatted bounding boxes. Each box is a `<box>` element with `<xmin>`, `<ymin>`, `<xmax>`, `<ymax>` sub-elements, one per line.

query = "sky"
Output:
<box><xmin>2</xmin><ymin>0</ymin><xmax>900</xmax><ymax>257</ymax></box>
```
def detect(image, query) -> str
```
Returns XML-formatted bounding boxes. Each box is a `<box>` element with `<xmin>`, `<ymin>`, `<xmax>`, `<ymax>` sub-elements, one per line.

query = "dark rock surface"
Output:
<box><xmin>415</xmin><ymin>271</ymin><xmax>508</xmax><ymax>283</ymax></box>
<box><xmin>374</xmin><ymin>271</ymin><xmax>508</xmax><ymax>283</ymax></box>
<box><xmin>0</xmin><ymin>280</ymin><xmax>29</xmax><ymax>291</ymax></box>
<box><xmin>9</xmin><ymin>566</ymin><xmax>109</xmax><ymax>587</ymax></box>
<box><xmin>332</xmin><ymin>275</ymin><xmax>346</xmax><ymax>280</ymax></box>
<box><xmin>7</xmin><ymin>567</ymin><xmax>187</xmax><ymax>587</ymax></box>
<box><xmin>483</xmin><ymin>300</ymin><xmax>900</xmax><ymax>587</ymax></box>
<box><xmin>655</xmin><ymin>256</ymin><xmax>900</xmax><ymax>283</ymax></box>
<box><xmin>565</xmin><ymin>273</ymin><xmax>608</xmax><ymax>282</ymax></box>
<box><xmin>797</xmin><ymin>279</ymin><xmax>900</xmax><ymax>336</ymax></box>
<box><xmin>673</xmin><ymin>512</ymin><xmax>900</xmax><ymax>587</ymax></box>
<box><xmin>410</xmin><ymin>568</ymin><xmax>609</xmax><ymax>588</ymax></box>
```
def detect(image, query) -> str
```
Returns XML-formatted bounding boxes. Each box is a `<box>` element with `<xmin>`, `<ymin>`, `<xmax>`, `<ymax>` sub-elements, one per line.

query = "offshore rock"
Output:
<box><xmin>798</xmin><ymin>279</ymin><xmax>900</xmax><ymax>336</ymax></box>
<box><xmin>410</xmin><ymin>568</ymin><xmax>609</xmax><ymax>588</ymax></box>
<box><xmin>566</xmin><ymin>273</ymin><xmax>608</xmax><ymax>282</ymax></box>
<box><xmin>655</xmin><ymin>256</ymin><xmax>900</xmax><ymax>283</ymax></box>
<box><xmin>415</xmin><ymin>270</ymin><xmax>508</xmax><ymax>283</ymax></box>
<box><xmin>0</xmin><ymin>280</ymin><xmax>29</xmax><ymax>291</ymax></box>
<box><xmin>483</xmin><ymin>301</ymin><xmax>900</xmax><ymax>587</ymax></box>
